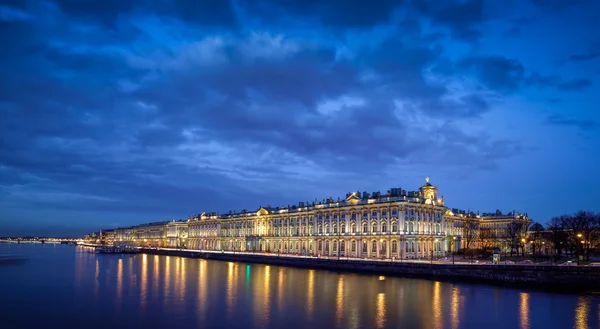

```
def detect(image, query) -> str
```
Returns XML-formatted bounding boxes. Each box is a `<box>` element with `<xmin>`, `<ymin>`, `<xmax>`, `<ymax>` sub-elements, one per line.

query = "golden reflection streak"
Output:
<box><xmin>277</xmin><ymin>268</ymin><xmax>284</xmax><ymax>311</ymax></box>
<box><xmin>180</xmin><ymin>258</ymin><xmax>186</xmax><ymax>299</ymax></box>
<box><xmin>94</xmin><ymin>259</ymin><xmax>99</xmax><ymax>298</ymax></box>
<box><xmin>519</xmin><ymin>292</ymin><xmax>530</xmax><ymax>329</ymax></box>
<box><xmin>153</xmin><ymin>256</ymin><xmax>159</xmax><ymax>295</ymax></box>
<box><xmin>375</xmin><ymin>292</ymin><xmax>386</xmax><ymax>329</ymax></box>
<box><xmin>574</xmin><ymin>296</ymin><xmax>589</xmax><ymax>329</ymax></box>
<box><xmin>141</xmin><ymin>254</ymin><xmax>148</xmax><ymax>311</ymax></box>
<box><xmin>226</xmin><ymin>262</ymin><xmax>234</xmax><ymax>319</ymax></box>
<box><xmin>335</xmin><ymin>275</ymin><xmax>345</xmax><ymax>328</ymax></box>
<box><xmin>307</xmin><ymin>269</ymin><xmax>315</xmax><ymax>321</ymax></box>
<box><xmin>264</xmin><ymin>266</ymin><xmax>271</xmax><ymax>321</ymax></box>
<box><xmin>164</xmin><ymin>256</ymin><xmax>171</xmax><ymax>303</ymax></box>
<box><xmin>116</xmin><ymin>258</ymin><xmax>123</xmax><ymax>306</ymax></box>
<box><xmin>198</xmin><ymin>260</ymin><xmax>208</xmax><ymax>325</ymax></box>
<box><xmin>433</xmin><ymin>281</ymin><xmax>443</xmax><ymax>329</ymax></box>
<box><xmin>450</xmin><ymin>287</ymin><xmax>460</xmax><ymax>329</ymax></box>
<box><xmin>175</xmin><ymin>257</ymin><xmax>181</xmax><ymax>299</ymax></box>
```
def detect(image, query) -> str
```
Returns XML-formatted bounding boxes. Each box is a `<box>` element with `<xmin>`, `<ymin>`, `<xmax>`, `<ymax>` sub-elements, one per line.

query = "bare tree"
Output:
<box><xmin>502</xmin><ymin>220</ymin><xmax>529</xmax><ymax>256</ymax></box>
<box><xmin>529</xmin><ymin>222</ymin><xmax>545</xmax><ymax>255</ymax></box>
<box><xmin>462</xmin><ymin>217</ymin><xmax>478</xmax><ymax>252</ymax></box>
<box><xmin>562</xmin><ymin>211</ymin><xmax>599</xmax><ymax>261</ymax></box>
<box><xmin>476</xmin><ymin>227</ymin><xmax>496</xmax><ymax>251</ymax></box>
<box><xmin>547</xmin><ymin>216</ymin><xmax>569</xmax><ymax>256</ymax></box>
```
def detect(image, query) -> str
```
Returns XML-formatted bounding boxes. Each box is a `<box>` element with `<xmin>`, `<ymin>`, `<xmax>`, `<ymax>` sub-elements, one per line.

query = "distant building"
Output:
<box><xmin>88</xmin><ymin>178</ymin><xmax>530</xmax><ymax>259</ymax></box>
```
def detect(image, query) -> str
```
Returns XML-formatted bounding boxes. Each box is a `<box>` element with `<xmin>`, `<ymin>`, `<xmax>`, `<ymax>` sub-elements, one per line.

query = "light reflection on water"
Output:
<box><xmin>520</xmin><ymin>292</ymin><xmax>530</xmax><ymax>329</ymax></box>
<box><xmin>1</xmin><ymin>244</ymin><xmax>600</xmax><ymax>329</ymax></box>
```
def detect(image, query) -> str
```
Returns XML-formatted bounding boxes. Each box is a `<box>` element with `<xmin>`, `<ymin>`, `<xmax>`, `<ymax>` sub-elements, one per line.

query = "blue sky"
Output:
<box><xmin>1</xmin><ymin>0</ymin><xmax>599</xmax><ymax>237</ymax></box>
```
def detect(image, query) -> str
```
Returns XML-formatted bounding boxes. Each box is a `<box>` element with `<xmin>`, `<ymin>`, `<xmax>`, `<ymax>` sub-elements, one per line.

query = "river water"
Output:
<box><xmin>1</xmin><ymin>244</ymin><xmax>599</xmax><ymax>329</ymax></box>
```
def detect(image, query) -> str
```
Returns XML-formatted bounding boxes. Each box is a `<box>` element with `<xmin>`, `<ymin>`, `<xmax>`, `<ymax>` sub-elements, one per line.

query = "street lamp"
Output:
<box><xmin>521</xmin><ymin>238</ymin><xmax>526</xmax><ymax>256</ymax></box>
<box><xmin>577</xmin><ymin>233</ymin><xmax>582</xmax><ymax>264</ymax></box>
<box><xmin>431</xmin><ymin>238</ymin><xmax>438</xmax><ymax>264</ymax></box>
<box><xmin>452</xmin><ymin>236</ymin><xmax>456</xmax><ymax>264</ymax></box>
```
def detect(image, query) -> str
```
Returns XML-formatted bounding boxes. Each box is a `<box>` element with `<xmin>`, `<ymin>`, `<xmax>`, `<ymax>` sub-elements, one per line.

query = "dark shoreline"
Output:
<box><xmin>136</xmin><ymin>247</ymin><xmax>600</xmax><ymax>294</ymax></box>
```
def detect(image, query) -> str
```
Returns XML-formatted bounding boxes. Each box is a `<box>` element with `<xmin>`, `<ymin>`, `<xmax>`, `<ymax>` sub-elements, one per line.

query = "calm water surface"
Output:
<box><xmin>1</xmin><ymin>244</ymin><xmax>599</xmax><ymax>329</ymax></box>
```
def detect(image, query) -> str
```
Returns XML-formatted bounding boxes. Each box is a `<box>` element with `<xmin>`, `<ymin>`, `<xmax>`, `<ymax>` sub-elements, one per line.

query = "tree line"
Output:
<box><xmin>461</xmin><ymin>210</ymin><xmax>599</xmax><ymax>260</ymax></box>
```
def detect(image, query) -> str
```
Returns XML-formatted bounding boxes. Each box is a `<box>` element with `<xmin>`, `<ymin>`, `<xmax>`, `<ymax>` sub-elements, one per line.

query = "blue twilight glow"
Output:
<box><xmin>1</xmin><ymin>0</ymin><xmax>599</xmax><ymax>236</ymax></box>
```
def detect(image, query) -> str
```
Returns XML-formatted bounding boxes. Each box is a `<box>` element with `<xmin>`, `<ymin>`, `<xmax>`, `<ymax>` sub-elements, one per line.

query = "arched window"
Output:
<box><xmin>392</xmin><ymin>240</ymin><xmax>397</xmax><ymax>252</ymax></box>
<box><xmin>391</xmin><ymin>222</ymin><xmax>398</xmax><ymax>232</ymax></box>
<box><xmin>362</xmin><ymin>222</ymin><xmax>368</xmax><ymax>233</ymax></box>
<box><xmin>333</xmin><ymin>223</ymin><xmax>338</xmax><ymax>234</ymax></box>
<box><xmin>340</xmin><ymin>224</ymin><xmax>346</xmax><ymax>233</ymax></box>
<box><xmin>333</xmin><ymin>241</ymin><xmax>338</xmax><ymax>251</ymax></box>
<box><xmin>325</xmin><ymin>241</ymin><xmax>330</xmax><ymax>252</ymax></box>
<box><xmin>318</xmin><ymin>224</ymin><xmax>323</xmax><ymax>234</ymax></box>
<box><xmin>371</xmin><ymin>222</ymin><xmax>377</xmax><ymax>233</ymax></box>
<box><xmin>325</xmin><ymin>224</ymin><xmax>330</xmax><ymax>234</ymax></box>
<box><xmin>351</xmin><ymin>223</ymin><xmax>356</xmax><ymax>233</ymax></box>
<box><xmin>372</xmin><ymin>240</ymin><xmax>377</xmax><ymax>251</ymax></box>
<box><xmin>409</xmin><ymin>222</ymin><xmax>414</xmax><ymax>232</ymax></box>
<box><xmin>351</xmin><ymin>240</ymin><xmax>357</xmax><ymax>252</ymax></box>
<box><xmin>381</xmin><ymin>222</ymin><xmax>388</xmax><ymax>233</ymax></box>
<box><xmin>318</xmin><ymin>240</ymin><xmax>322</xmax><ymax>251</ymax></box>
<box><xmin>362</xmin><ymin>242</ymin><xmax>368</xmax><ymax>253</ymax></box>
<box><xmin>381</xmin><ymin>241</ymin><xmax>387</xmax><ymax>253</ymax></box>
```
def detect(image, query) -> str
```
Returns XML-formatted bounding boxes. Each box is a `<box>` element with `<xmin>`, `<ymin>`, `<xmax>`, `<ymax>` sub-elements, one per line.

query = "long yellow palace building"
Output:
<box><xmin>90</xmin><ymin>178</ymin><xmax>530</xmax><ymax>259</ymax></box>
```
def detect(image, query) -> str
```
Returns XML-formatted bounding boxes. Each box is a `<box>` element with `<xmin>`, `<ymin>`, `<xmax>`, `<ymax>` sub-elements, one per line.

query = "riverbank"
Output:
<box><xmin>137</xmin><ymin>247</ymin><xmax>600</xmax><ymax>292</ymax></box>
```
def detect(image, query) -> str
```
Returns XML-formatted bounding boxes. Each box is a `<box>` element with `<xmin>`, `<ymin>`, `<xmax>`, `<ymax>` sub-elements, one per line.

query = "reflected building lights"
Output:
<box><xmin>519</xmin><ymin>292</ymin><xmax>530</xmax><ymax>329</ymax></box>
<box><xmin>94</xmin><ymin>259</ymin><xmax>99</xmax><ymax>298</ymax></box>
<box><xmin>141</xmin><ymin>254</ymin><xmax>148</xmax><ymax>311</ymax></box>
<box><xmin>277</xmin><ymin>268</ymin><xmax>284</xmax><ymax>311</ymax></box>
<box><xmin>433</xmin><ymin>281</ymin><xmax>443</xmax><ymax>329</ymax></box>
<box><xmin>264</xmin><ymin>265</ymin><xmax>271</xmax><ymax>313</ymax></box>
<box><xmin>307</xmin><ymin>269</ymin><xmax>315</xmax><ymax>321</ymax></box>
<box><xmin>180</xmin><ymin>258</ymin><xmax>186</xmax><ymax>300</ymax></box>
<box><xmin>153</xmin><ymin>256</ymin><xmax>159</xmax><ymax>294</ymax></box>
<box><xmin>375</xmin><ymin>292</ymin><xmax>386</xmax><ymax>329</ymax></box>
<box><xmin>575</xmin><ymin>296</ymin><xmax>589</xmax><ymax>329</ymax></box>
<box><xmin>175</xmin><ymin>257</ymin><xmax>181</xmax><ymax>299</ymax></box>
<box><xmin>198</xmin><ymin>260</ymin><xmax>208</xmax><ymax>325</ymax></box>
<box><xmin>450</xmin><ymin>286</ymin><xmax>460</xmax><ymax>329</ymax></box>
<box><xmin>335</xmin><ymin>275</ymin><xmax>345</xmax><ymax>328</ymax></box>
<box><xmin>227</xmin><ymin>262</ymin><xmax>234</xmax><ymax>320</ymax></box>
<box><xmin>256</xmin><ymin>265</ymin><xmax>271</xmax><ymax>328</ymax></box>
<box><xmin>165</xmin><ymin>256</ymin><xmax>171</xmax><ymax>303</ymax></box>
<box><xmin>116</xmin><ymin>258</ymin><xmax>123</xmax><ymax>307</ymax></box>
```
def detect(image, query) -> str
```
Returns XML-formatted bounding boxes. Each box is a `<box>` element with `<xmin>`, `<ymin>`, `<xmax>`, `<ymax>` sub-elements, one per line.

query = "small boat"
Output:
<box><xmin>96</xmin><ymin>245</ymin><xmax>140</xmax><ymax>254</ymax></box>
<box><xmin>96</xmin><ymin>247</ymin><xmax>122</xmax><ymax>254</ymax></box>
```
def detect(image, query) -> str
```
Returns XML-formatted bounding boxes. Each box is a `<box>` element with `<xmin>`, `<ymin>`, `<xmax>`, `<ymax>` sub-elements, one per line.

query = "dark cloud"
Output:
<box><xmin>458</xmin><ymin>56</ymin><xmax>525</xmax><ymax>92</ymax></box>
<box><xmin>545</xmin><ymin>115</ymin><xmax>597</xmax><ymax>131</ymax></box>
<box><xmin>6</xmin><ymin>0</ymin><xmax>598</xmax><ymax>235</ymax></box>
<box><xmin>457</xmin><ymin>56</ymin><xmax>592</xmax><ymax>93</ymax></box>
<box><xmin>531</xmin><ymin>0</ymin><xmax>585</xmax><ymax>12</ymax></box>
<box><xmin>570</xmin><ymin>42</ymin><xmax>600</xmax><ymax>62</ymax></box>
<box><xmin>526</xmin><ymin>74</ymin><xmax>592</xmax><ymax>92</ymax></box>
<box><xmin>238</xmin><ymin>0</ymin><xmax>402</xmax><ymax>28</ymax></box>
<box><xmin>412</xmin><ymin>0</ymin><xmax>486</xmax><ymax>42</ymax></box>
<box><xmin>571</xmin><ymin>52</ymin><xmax>600</xmax><ymax>62</ymax></box>
<box><xmin>53</xmin><ymin>0</ymin><xmax>238</xmax><ymax>28</ymax></box>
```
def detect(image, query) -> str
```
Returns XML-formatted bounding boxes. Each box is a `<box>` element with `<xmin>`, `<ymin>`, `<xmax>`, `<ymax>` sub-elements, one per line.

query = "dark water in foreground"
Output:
<box><xmin>1</xmin><ymin>244</ymin><xmax>599</xmax><ymax>329</ymax></box>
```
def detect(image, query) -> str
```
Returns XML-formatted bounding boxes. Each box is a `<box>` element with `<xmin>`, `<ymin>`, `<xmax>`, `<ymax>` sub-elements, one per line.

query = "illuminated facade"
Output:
<box><xmin>95</xmin><ymin>178</ymin><xmax>530</xmax><ymax>259</ymax></box>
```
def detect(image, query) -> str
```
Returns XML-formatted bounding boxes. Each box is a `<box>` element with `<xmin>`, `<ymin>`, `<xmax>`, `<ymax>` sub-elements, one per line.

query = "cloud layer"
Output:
<box><xmin>1</xmin><ymin>0</ymin><xmax>599</xmax><ymax>236</ymax></box>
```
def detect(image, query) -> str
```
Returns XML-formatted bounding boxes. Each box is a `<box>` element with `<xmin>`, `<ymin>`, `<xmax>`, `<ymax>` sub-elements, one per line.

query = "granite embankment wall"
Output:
<box><xmin>139</xmin><ymin>248</ymin><xmax>600</xmax><ymax>292</ymax></box>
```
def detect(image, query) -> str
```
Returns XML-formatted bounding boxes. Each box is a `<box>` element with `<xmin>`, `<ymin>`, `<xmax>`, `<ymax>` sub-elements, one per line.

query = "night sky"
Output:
<box><xmin>1</xmin><ymin>0</ymin><xmax>599</xmax><ymax>237</ymax></box>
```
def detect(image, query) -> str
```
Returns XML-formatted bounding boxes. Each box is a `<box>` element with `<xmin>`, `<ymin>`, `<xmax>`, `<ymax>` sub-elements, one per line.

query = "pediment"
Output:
<box><xmin>345</xmin><ymin>193</ymin><xmax>361</xmax><ymax>205</ymax></box>
<box><xmin>257</xmin><ymin>208</ymin><xmax>270</xmax><ymax>216</ymax></box>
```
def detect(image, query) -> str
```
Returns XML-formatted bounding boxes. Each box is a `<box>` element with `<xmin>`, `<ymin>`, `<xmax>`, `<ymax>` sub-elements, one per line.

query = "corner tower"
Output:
<box><xmin>420</xmin><ymin>177</ymin><xmax>443</xmax><ymax>205</ymax></box>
